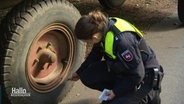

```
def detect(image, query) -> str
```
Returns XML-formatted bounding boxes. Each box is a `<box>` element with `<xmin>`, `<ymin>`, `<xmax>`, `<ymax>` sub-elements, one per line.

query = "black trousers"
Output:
<box><xmin>78</xmin><ymin>61</ymin><xmax>161</xmax><ymax>104</ymax></box>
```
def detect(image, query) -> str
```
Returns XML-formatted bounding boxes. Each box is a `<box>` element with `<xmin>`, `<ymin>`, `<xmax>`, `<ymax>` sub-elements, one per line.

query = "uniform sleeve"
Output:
<box><xmin>76</xmin><ymin>43</ymin><xmax>103</xmax><ymax>74</ymax></box>
<box><xmin>111</xmin><ymin>32</ymin><xmax>145</xmax><ymax>96</ymax></box>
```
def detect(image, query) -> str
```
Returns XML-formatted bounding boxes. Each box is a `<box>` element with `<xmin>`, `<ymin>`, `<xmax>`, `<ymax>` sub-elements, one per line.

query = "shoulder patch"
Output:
<box><xmin>121</xmin><ymin>50</ymin><xmax>133</xmax><ymax>62</ymax></box>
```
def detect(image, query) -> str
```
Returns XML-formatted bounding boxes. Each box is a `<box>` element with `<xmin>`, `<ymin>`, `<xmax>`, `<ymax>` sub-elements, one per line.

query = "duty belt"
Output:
<box><xmin>137</xmin><ymin>67</ymin><xmax>162</xmax><ymax>91</ymax></box>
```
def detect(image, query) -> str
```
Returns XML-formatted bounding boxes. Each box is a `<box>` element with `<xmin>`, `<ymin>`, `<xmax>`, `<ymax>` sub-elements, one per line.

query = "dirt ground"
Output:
<box><xmin>69</xmin><ymin>0</ymin><xmax>177</xmax><ymax>55</ymax></box>
<box><xmin>61</xmin><ymin>1</ymin><xmax>179</xmax><ymax>103</ymax></box>
<box><xmin>61</xmin><ymin>0</ymin><xmax>178</xmax><ymax>103</ymax></box>
<box><xmin>71</xmin><ymin>0</ymin><xmax>177</xmax><ymax>30</ymax></box>
<box><xmin>0</xmin><ymin>0</ymin><xmax>178</xmax><ymax>103</ymax></box>
<box><xmin>0</xmin><ymin>0</ymin><xmax>177</xmax><ymax>30</ymax></box>
<box><xmin>0</xmin><ymin>0</ymin><xmax>178</xmax><ymax>53</ymax></box>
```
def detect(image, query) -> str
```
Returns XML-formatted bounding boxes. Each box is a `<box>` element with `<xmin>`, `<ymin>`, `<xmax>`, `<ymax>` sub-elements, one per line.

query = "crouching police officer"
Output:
<box><xmin>69</xmin><ymin>10</ymin><xmax>164</xmax><ymax>104</ymax></box>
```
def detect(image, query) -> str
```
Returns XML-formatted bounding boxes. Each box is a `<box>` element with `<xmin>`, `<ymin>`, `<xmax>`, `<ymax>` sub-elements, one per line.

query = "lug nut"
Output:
<box><xmin>36</xmin><ymin>47</ymin><xmax>42</xmax><ymax>53</ymax></box>
<box><xmin>32</xmin><ymin>58</ymin><xmax>39</xmax><ymax>66</ymax></box>
<box><xmin>46</xmin><ymin>42</ymin><xmax>52</xmax><ymax>48</ymax></box>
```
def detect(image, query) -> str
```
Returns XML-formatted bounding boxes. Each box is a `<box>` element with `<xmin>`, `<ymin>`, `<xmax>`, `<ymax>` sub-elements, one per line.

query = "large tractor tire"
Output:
<box><xmin>0</xmin><ymin>0</ymin><xmax>86</xmax><ymax>104</ymax></box>
<box><xmin>98</xmin><ymin>0</ymin><xmax>126</xmax><ymax>9</ymax></box>
<box><xmin>178</xmin><ymin>0</ymin><xmax>184</xmax><ymax>23</ymax></box>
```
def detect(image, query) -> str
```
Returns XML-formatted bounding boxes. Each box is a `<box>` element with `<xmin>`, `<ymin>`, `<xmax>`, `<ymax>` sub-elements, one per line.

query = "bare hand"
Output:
<box><xmin>68</xmin><ymin>72</ymin><xmax>80</xmax><ymax>81</ymax></box>
<box><xmin>106</xmin><ymin>90</ymin><xmax>116</xmax><ymax>100</ymax></box>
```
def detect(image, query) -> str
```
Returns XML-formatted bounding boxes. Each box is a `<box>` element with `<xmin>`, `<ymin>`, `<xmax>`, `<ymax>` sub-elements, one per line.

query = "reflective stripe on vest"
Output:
<box><xmin>105</xmin><ymin>31</ymin><xmax>116</xmax><ymax>59</ymax></box>
<box><xmin>104</xmin><ymin>17</ymin><xmax>143</xmax><ymax>59</ymax></box>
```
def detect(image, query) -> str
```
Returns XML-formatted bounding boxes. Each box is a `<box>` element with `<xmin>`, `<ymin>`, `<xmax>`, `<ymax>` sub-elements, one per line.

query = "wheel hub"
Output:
<box><xmin>26</xmin><ymin>23</ymin><xmax>74</xmax><ymax>93</ymax></box>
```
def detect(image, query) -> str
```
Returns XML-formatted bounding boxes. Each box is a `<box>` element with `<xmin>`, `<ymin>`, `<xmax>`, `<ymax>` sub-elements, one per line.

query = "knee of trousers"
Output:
<box><xmin>80</xmin><ymin>78</ymin><xmax>104</xmax><ymax>91</ymax></box>
<box><xmin>80</xmin><ymin>77</ymin><xmax>96</xmax><ymax>88</ymax></box>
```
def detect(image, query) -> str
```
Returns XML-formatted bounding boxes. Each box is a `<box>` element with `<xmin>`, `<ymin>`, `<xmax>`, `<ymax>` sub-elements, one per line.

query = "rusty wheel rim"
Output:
<box><xmin>26</xmin><ymin>23</ymin><xmax>74</xmax><ymax>93</ymax></box>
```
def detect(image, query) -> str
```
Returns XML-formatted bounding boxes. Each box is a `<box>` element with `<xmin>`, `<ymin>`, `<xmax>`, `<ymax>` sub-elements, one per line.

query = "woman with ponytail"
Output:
<box><xmin>69</xmin><ymin>10</ymin><xmax>163</xmax><ymax>104</ymax></box>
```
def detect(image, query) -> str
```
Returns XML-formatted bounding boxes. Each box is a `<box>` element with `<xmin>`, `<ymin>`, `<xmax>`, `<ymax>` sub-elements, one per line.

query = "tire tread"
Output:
<box><xmin>0</xmin><ymin>0</ymin><xmax>81</xmax><ymax>104</ymax></box>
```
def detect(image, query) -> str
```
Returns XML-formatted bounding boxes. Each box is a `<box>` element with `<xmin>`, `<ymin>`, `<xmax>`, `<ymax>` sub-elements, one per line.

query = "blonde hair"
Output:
<box><xmin>75</xmin><ymin>10</ymin><xmax>107</xmax><ymax>39</ymax></box>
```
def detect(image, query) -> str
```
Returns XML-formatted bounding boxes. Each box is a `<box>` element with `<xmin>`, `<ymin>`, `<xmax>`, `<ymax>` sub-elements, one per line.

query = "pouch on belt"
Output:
<box><xmin>152</xmin><ymin>66</ymin><xmax>164</xmax><ymax>90</ymax></box>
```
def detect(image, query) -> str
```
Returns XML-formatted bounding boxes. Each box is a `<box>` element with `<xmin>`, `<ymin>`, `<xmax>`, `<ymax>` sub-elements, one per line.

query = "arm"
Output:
<box><xmin>69</xmin><ymin>43</ymin><xmax>103</xmax><ymax>81</ymax></box>
<box><xmin>76</xmin><ymin>43</ymin><xmax>103</xmax><ymax>74</ymax></box>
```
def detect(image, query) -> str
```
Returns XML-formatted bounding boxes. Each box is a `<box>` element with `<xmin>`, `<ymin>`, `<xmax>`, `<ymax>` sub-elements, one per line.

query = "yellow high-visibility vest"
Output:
<box><xmin>104</xmin><ymin>17</ymin><xmax>143</xmax><ymax>59</ymax></box>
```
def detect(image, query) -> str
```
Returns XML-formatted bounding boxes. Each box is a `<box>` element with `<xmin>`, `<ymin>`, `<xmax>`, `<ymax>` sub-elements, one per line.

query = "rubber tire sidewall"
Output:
<box><xmin>178</xmin><ymin>0</ymin><xmax>184</xmax><ymax>23</ymax></box>
<box><xmin>1</xmin><ymin>1</ymin><xmax>85</xmax><ymax>104</ymax></box>
<box><xmin>98</xmin><ymin>0</ymin><xmax>125</xmax><ymax>9</ymax></box>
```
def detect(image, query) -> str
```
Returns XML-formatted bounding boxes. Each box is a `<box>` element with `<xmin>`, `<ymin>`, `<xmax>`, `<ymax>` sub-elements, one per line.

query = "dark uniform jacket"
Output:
<box><xmin>76</xmin><ymin>18</ymin><xmax>160</xmax><ymax>97</ymax></box>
